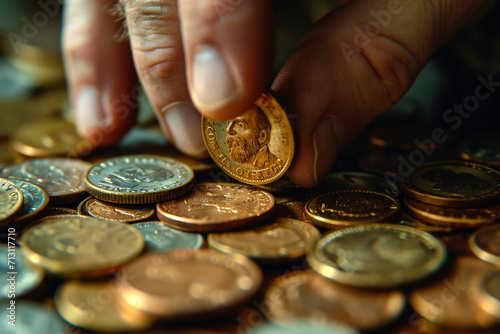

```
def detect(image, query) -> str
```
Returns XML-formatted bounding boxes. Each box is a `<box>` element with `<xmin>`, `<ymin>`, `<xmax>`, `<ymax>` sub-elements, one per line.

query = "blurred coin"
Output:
<box><xmin>202</xmin><ymin>92</ymin><xmax>294</xmax><ymax>185</ymax></box>
<box><xmin>0</xmin><ymin>178</ymin><xmax>23</xmax><ymax>226</ymax></box>
<box><xmin>395</xmin><ymin>216</ymin><xmax>453</xmax><ymax>233</ymax></box>
<box><xmin>78</xmin><ymin>196</ymin><xmax>155</xmax><ymax>223</ymax></box>
<box><xmin>476</xmin><ymin>270</ymin><xmax>500</xmax><ymax>319</ymax></box>
<box><xmin>255</xmin><ymin>176</ymin><xmax>301</xmax><ymax>195</ymax></box>
<box><xmin>9</xmin><ymin>179</ymin><xmax>48</xmax><ymax>223</ymax></box>
<box><xmin>208</xmin><ymin>217</ymin><xmax>320</xmax><ymax>263</ymax></box>
<box><xmin>21</xmin><ymin>216</ymin><xmax>144</xmax><ymax>278</ymax></box>
<box><xmin>11</xmin><ymin>118</ymin><xmax>91</xmax><ymax>157</ymax></box>
<box><xmin>0</xmin><ymin>58</ymin><xmax>33</xmax><ymax>101</ymax></box>
<box><xmin>401</xmin><ymin>161</ymin><xmax>500</xmax><ymax>207</ymax></box>
<box><xmin>0</xmin><ymin>244</ymin><xmax>44</xmax><ymax>299</ymax></box>
<box><xmin>264</xmin><ymin>270</ymin><xmax>405</xmax><ymax>331</ymax></box>
<box><xmin>470</xmin><ymin>224</ymin><xmax>500</xmax><ymax>265</ymax></box>
<box><xmin>0</xmin><ymin>158</ymin><xmax>91</xmax><ymax>205</ymax></box>
<box><xmin>275</xmin><ymin>201</ymin><xmax>311</xmax><ymax>224</ymax></box>
<box><xmin>305</xmin><ymin>190</ymin><xmax>400</xmax><ymax>228</ymax></box>
<box><xmin>132</xmin><ymin>222</ymin><xmax>203</xmax><ymax>252</ymax></box>
<box><xmin>157</xmin><ymin>182</ymin><xmax>275</xmax><ymax>232</ymax></box>
<box><xmin>0</xmin><ymin>301</ymin><xmax>66</xmax><ymax>334</ymax></box>
<box><xmin>20</xmin><ymin>214</ymin><xmax>83</xmax><ymax>236</ymax></box>
<box><xmin>459</xmin><ymin>132</ymin><xmax>500</xmax><ymax>167</ymax></box>
<box><xmin>55</xmin><ymin>280</ymin><xmax>154</xmax><ymax>332</ymax></box>
<box><xmin>85</xmin><ymin>155</ymin><xmax>194</xmax><ymax>204</ymax></box>
<box><xmin>0</xmin><ymin>142</ymin><xmax>19</xmax><ymax>166</ymax></box>
<box><xmin>250</xmin><ymin>321</ymin><xmax>359</xmax><ymax>334</ymax></box>
<box><xmin>118</xmin><ymin>249</ymin><xmax>262</xmax><ymax>318</ymax></box>
<box><xmin>410</xmin><ymin>257</ymin><xmax>498</xmax><ymax>328</ymax></box>
<box><xmin>44</xmin><ymin>207</ymin><xmax>77</xmax><ymax>217</ymax></box>
<box><xmin>307</xmin><ymin>224</ymin><xmax>446</xmax><ymax>288</ymax></box>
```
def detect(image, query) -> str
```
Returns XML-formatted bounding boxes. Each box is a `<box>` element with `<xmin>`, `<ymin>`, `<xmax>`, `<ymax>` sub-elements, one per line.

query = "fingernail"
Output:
<box><xmin>161</xmin><ymin>102</ymin><xmax>207</xmax><ymax>158</ymax></box>
<box><xmin>75</xmin><ymin>86</ymin><xmax>105</xmax><ymax>136</ymax></box>
<box><xmin>192</xmin><ymin>45</ymin><xmax>239</xmax><ymax>111</ymax></box>
<box><xmin>313</xmin><ymin>117</ymin><xmax>346</xmax><ymax>184</ymax></box>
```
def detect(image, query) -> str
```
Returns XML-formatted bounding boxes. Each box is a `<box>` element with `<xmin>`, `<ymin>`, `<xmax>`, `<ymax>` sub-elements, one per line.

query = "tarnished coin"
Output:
<box><xmin>157</xmin><ymin>182</ymin><xmax>275</xmax><ymax>232</ymax></box>
<box><xmin>305</xmin><ymin>190</ymin><xmax>400</xmax><ymax>228</ymax></box>
<box><xmin>410</xmin><ymin>257</ymin><xmax>498</xmax><ymax>328</ymax></box>
<box><xmin>0</xmin><ymin>158</ymin><xmax>91</xmax><ymax>205</ymax></box>
<box><xmin>85</xmin><ymin>155</ymin><xmax>195</xmax><ymax>204</ymax></box>
<box><xmin>264</xmin><ymin>270</ymin><xmax>405</xmax><ymax>331</ymax></box>
<box><xmin>118</xmin><ymin>249</ymin><xmax>262</xmax><ymax>318</ymax></box>
<box><xmin>208</xmin><ymin>217</ymin><xmax>320</xmax><ymax>262</ymax></box>
<box><xmin>21</xmin><ymin>216</ymin><xmax>145</xmax><ymax>278</ymax></box>
<box><xmin>55</xmin><ymin>280</ymin><xmax>154</xmax><ymax>332</ymax></box>
<box><xmin>9</xmin><ymin>179</ymin><xmax>49</xmax><ymax>223</ymax></box>
<box><xmin>0</xmin><ymin>301</ymin><xmax>67</xmax><ymax>334</ymax></box>
<box><xmin>307</xmin><ymin>224</ymin><xmax>446</xmax><ymax>288</ymax></box>
<box><xmin>476</xmin><ymin>270</ymin><xmax>500</xmax><ymax>319</ymax></box>
<box><xmin>459</xmin><ymin>132</ymin><xmax>500</xmax><ymax>167</ymax></box>
<box><xmin>401</xmin><ymin>161</ymin><xmax>500</xmax><ymax>207</ymax></box>
<box><xmin>132</xmin><ymin>222</ymin><xmax>204</xmax><ymax>252</ymax></box>
<box><xmin>0</xmin><ymin>245</ymin><xmax>44</xmax><ymax>299</ymax></box>
<box><xmin>78</xmin><ymin>196</ymin><xmax>155</xmax><ymax>223</ymax></box>
<box><xmin>470</xmin><ymin>224</ymin><xmax>500</xmax><ymax>265</ymax></box>
<box><xmin>10</xmin><ymin>118</ymin><xmax>91</xmax><ymax>157</ymax></box>
<box><xmin>202</xmin><ymin>92</ymin><xmax>294</xmax><ymax>185</ymax></box>
<box><xmin>0</xmin><ymin>178</ymin><xmax>23</xmax><ymax>226</ymax></box>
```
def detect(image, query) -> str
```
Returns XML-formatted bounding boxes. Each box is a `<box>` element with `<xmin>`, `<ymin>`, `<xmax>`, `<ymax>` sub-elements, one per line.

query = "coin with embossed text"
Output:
<box><xmin>78</xmin><ymin>197</ymin><xmax>155</xmax><ymax>223</ymax></box>
<box><xmin>0</xmin><ymin>178</ymin><xmax>23</xmax><ymax>225</ymax></box>
<box><xmin>157</xmin><ymin>182</ymin><xmax>275</xmax><ymax>232</ymax></box>
<box><xmin>0</xmin><ymin>158</ymin><xmax>91</xmax><ymax>205</ymax></box>
<box><xmin>132</xmin><ymin>222</ymin><xmax>203</xmax><ymax>252</ymax></box>
<box><xmin>85</xmin><ymin>155</ymin><xmax>194</xmax><ymax>204</ymax></box>
<box><xmin>202</xmin><ymin>92</ymin><xmax>294</xmax><ymax>185</ymax></box>
<box><xmin>9</xmin><ymin>179</ymin><xmax>49</xmax><ymax>223</ymax></box>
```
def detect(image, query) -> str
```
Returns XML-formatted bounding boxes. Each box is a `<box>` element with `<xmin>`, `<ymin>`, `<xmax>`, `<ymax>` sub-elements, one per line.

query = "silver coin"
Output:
<box><xmin>0</xmin><ymin>301</ymin><xmax>66</xmax><ymax>334</ymax></box>
<box><xmin>132</xmin><ymin>222</ymin><xmax>203</xmax><ymax>252</ymax></box>
<box><xmin>250</xmin><ymin>321</ymin><xmax>359</xmax><ymax>334</ymax></box>
<box><xmin>8</xmin><ymin>179</ymin><xmax>49</xmax><ymax>222</ymax></box>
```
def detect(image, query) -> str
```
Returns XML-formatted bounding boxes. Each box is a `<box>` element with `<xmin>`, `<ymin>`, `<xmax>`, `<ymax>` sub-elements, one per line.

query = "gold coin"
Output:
<box><xmin>470</xmin><ymin>224</ymin><xmax>500</xmax><ymax>265</ymax></box>
<box><xmin>305</xmin><ymin>190</ymin><xmax>400</xmax><ymax>228</ymax></box>
<box><xmin>307</xmin><ymin>224</ymin><xmax>446</xmax><ymax>288</ymax></box>
<box><xmin>55</xmin><ymin>280</ymin><xmax>154</xmax><ymax>332</ymax></box>
<box><xmin>202</xmin><ymin>92</ymin><xmax>294</xmax><ymax>185</ymax></box>
<box><xmin>85</xmin><ymin>155</ymin><xmax>195</xmax><ymax>204</ymax></box>
<box><xmin>118</xmin><ymin>249</ymin><xmax>262</xmax><ymax>318</ymax></box>
<box><xmin>78</xmin><ymin>196</ymin><xmax>156</xmax><ymax>223</ymax></box>
<box><xmin>264</xmin><ymin>270</ymin><xmax>405</xmax><ymax>331</ymax></box>
<box><xmin>21</xmin><ymin>216</ymin><xmax>144</xmax><ymax>278</ymax></box>
<box><xmin>476</xmin><ymin>270</ymin><xmax>500</xmax><ymax>319</ymax></box>
<box><xmin>401</xmin><ymin>161</ymin><xmax>500</xmax><ymax>207</ymax></box>
<box><xmin>10</xmin><ymin>118</ymin><xmax>91</xmax><ymax>157</ymax></box>
<box><xmin>208</xmin><ymin>217</ymin><xmax>320</xmax><ymax>262</ymax></box>
<box><xmin>9</xmin><ymin>179</ymin><xmax>49</xmax><ymax>223</ymax></box>
<box><xmin>0</xmin><ymin>178</ymin><xmax>23</xmax><ymax>226</ymax></box>
<box><xmin>410</xmin><ymin>257</ymin><xmax>498</xmax><ymax>328</ymax></box>
<box><xmin>157</xmin><ymin>182</ymin><xmax>275</xmax><ymax>232</ymax></box>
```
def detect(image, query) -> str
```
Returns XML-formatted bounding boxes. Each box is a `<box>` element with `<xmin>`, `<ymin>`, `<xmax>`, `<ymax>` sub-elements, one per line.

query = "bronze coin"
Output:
<box><xmin>470</xmin><ymin>224</ymin><xmax>500</xmax><ymax>265</ymax></box>
<box><xmin>78</xmin><ymin>196</ymin><xmax>155</xmax><ymax>223</ymax></box>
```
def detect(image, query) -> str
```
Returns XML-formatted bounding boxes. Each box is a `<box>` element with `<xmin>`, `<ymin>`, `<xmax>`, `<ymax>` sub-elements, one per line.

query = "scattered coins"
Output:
<box><xmin>78</xmin><ymin>196</ymin><xmax>155</xmax><ymax>223</ymax></box>
<box><xmin>85</xmin><ymin>154</ymin><xmax>195</xmax><ymax>204</ymax></box>
<box><xmin>202</xmin><ymin>92</ymin><xmax>294</xmax><ymax>185</ymax></box>
<box><xmin>9</xmin><ymin>179</ymin><xmax>49</xmax><ymax>223</ymax></box>
<box><xmin>307</xmin><ymin>224</ymin><xmax>447</xmax><ymax>288</ymax></box>
<box><xmin>157</xmin><ymin>182</ymin><xmax>275</xmax><ymax>232</ymax></box>
<box><xmin>0</xmin><ymin>178</ymin><xmax>23</xmax><ymax>225</ymax></box>
<box><xmin>132</xmin><ymin>222</ymin><xmax>204</xmax><ymax>252</ymax></box>
<box><xmin>470</xmin><ymin>224</ymin><xmax>500</xmax><ymax>265</ymax></box>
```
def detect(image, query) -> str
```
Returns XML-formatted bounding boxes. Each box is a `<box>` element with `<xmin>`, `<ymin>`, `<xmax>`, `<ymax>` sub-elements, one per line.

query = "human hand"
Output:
<box><xmin>63</xmin><ymin>0</ymin><xmax>490</xmax><ymax>187</ymax></box>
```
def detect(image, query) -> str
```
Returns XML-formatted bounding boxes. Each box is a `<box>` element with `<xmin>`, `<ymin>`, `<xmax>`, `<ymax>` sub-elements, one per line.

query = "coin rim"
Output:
<box><xmin>0</xmin><ymin>177</ymin><xmax>24</xmax><ymax>226</ymax></box>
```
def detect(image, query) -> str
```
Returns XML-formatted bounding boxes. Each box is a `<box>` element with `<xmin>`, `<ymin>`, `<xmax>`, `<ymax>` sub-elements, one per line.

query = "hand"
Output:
<box><xmin>63</xmin><ymin>0</ymin><xmax>490</xmax><ymax>187</ymax></box>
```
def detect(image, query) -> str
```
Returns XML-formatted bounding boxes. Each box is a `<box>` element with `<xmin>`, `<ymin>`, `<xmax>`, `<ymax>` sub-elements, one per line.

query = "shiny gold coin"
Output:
<box><xmin>0</xmin><ymin>158</ymin><xmax>91</xmax><ymax>205</ymax></box>
<box><xmin>157</xmin><ymin>182</ymin><xmax>275</xmax><ymax>232</ymax></box>
<box><xmin>410</xmin><ymin>257</ymin><xmax>498</xmax><ymax>329</ymax></box>
<box><xmin>85</xmin><ymin>154</ymin><xmax>195</xmax><ymax>204</ymax></box>
<box><xmin>21</xmin><ymin>216</ymin><xmax>144</xmax><ymax>278</ymax></box>
<box><xmin>476</xmin><ymin>270</ymin><xmax>500</xmax><ymax>320</ymax></box>
<box><xmin>208</xmin><ymin>217</ymin><xmax>320</xmax><ymax>262</ymax></box>
<box><xmin>404</xmin><ymin>197</ymin><xmax>500</xmax><ymax>229</ymax></box>
<box><xmin>470</xmin><ymin>224</ymin><xmax>500</xmax><ymax>265</ymax></box>
<box><xmin>202</xmin><ymin>92</ymin><xmax>294</xmax><ymax>185</ymax></box>
<box><xmin>78</xmin><ymin>196</ymin><xmax>156</xmax><ymax>223</ymax></box>
<box><xmin>118</xmin><ymin>249</ymin><xmax>262</xmax><ymax>318</ymax></box>
<box><xmin>9</xmin><ymin>179</ymin><xmax>49</xmax><ymax>223</ymax></box>
<box><xmin>55</xmin><ymin>280</ymin><xmax>154</xmax><ymax>333</ymax></box>
<box><xmin>305</xmin><ymin>190</ymin><xmax>400</xmax><ymax>228</ymax></box>
<box><xmin>264</xmin><ymin>270</ymin><xmax>405</xmax><ymax>331</ymax></box>
<box><xmin>307</xmin><ymin>224</ymin><xmax>446</xmax><ymax>288</ymax></box>
<box><xmin>10</xmin><ymin>118</ymin><xmax>91</xmax><ymax>157</ymax></box>
<box><xmin>401</xmin><ymin>161</ymin><xmax>500</xmax><ymax>207</ymax></box>
<box><xmin>0</xmin><ymin>178</ymin><xmax>23</xmax><ymax>226</ymax></box>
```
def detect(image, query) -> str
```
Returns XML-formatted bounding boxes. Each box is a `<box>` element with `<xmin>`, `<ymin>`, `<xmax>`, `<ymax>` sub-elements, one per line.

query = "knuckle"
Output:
<box><xmin>124</xmin><ymin>0</ymin><xmax>179</xmax><ymax>36</ymax></box>
<box><xmin>135</xmin><ymin>46</ymin><xmax>185</xmax><ymax>87</ymax></box>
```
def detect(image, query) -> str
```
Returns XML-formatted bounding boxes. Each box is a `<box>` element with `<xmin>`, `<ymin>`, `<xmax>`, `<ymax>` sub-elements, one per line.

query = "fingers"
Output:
<box><xmin>178</xmin><ymin>0</ymin><xmax>274</xmax><ymax>121</ymax></box>
<box><xmin>63</xmin><ymin>0</ymin><xmax>138</xmax><ymax>147</ymax></box>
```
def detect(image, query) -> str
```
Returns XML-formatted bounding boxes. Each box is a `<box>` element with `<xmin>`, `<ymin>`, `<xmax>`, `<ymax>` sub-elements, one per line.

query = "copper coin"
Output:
<box><xmin>0</xmin><ymin>178</ymin><xmax>23</xmax><ymax>226</ymax></box>
<box><xmin>305</xmin><ymin>190</ymin><xmax>400</xmax><ymax>228</ymax></box>
<box><xmin>157</xmin><ymin>182</ymin><xmax>275</xmax><ymax>232</ymax></box>
<box><xmin>470</xmin><ymin>224</ymin><xmax>500</xmax><ymax>265</ymax></box>
<box><xmin>202</xmin><ymin>92</ymin><xmax>294</xmax><ymax>185</ymax></box>
<box><xmin>118</xmin><ymin>249</ymin><xmax>262</xmax><ymax>318</ymax></box>
<box><xmin>9</xmin><ymin>179</ymin><xmax>49</xmax><ymax>223</ymax></box>
<box><xmin>410</xmin><ymin>257</ymin><xmax>498</xmax><ymax>328</ymax></box>
<box><xmin>264</xmin><ymin>270</ymin><xmax>405</xmax><ymax>331</ymax></box>
<box><xmin>0</xmin><ymin>158</ymin><xmax>91</xmax><ymax>205</ymax></box>
<box><xmin>78</xmin><ymin>196</ymin><xmax>155</xmax><ymax>223</ymax></box>
<box><xmin>401</xmin><ymin>161</ymin><xmax>500</xmax><ymax>207</ymax></box>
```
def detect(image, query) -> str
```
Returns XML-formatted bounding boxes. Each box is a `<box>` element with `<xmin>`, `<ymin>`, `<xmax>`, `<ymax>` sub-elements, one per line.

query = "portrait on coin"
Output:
<box><xmin>225</xmin><ymin>105</ymin><xmax>281</xmax><ymax>169</ymax></box>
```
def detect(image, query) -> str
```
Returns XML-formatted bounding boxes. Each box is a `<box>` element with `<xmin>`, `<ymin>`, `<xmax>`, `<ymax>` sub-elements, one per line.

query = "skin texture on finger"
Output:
<box><xmin>179</xmin><ymin>0</ymin><xmax>274</xmax><ymax>121</ymax></box>
<box><xmin>274</xmin><ymin>0</ymin><xmax>491</xmax><ymax>187</ymax></box>
<box><xmin>63</xmin><ymin>0</ymin><xmax>138</xmax><ymax>147</ymax></box>
<box><xmin>121</xmin><ymin>0</ymin><xmax>207</xmax><ymax>158</ymax></box>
